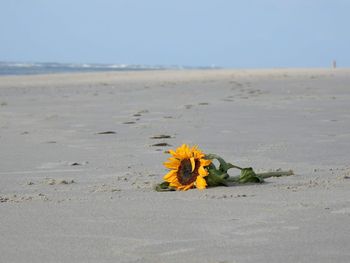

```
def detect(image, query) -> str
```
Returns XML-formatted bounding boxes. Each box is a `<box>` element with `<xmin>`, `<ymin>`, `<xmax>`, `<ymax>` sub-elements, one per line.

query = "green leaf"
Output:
<box><xmin>208</xmin><ymin>155</ymin><xmax>230</xmax><ymax>172</ymax></box>
<box><xmin>208</xmin><ymin>162</ymin><xmax>218</xmax><ymax>170</ymax></box>
<box><xmin>238</xmin><ymin>167</ymin><xmax>264</xmax><ymax>183</ymax></box>
<box><xmin>154</xmin><ymin>182</ymin><xmax>176</xmax><ymax>192</ymax></box>
<box><xmin>205</xmin><ymin>154</ymin><xmax>242</xmax><ymax>174</ymax></box>
<box><xmin>206</xmin><ymin>171</ymin><xmax>229</xmax><ymax>187</ymax></box>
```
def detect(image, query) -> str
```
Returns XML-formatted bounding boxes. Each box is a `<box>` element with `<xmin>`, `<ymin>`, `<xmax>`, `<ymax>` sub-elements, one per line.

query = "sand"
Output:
<box><xmin>0</xmin><ymin>69</ymin><xmax>349</xmax><ymax>262</ymax></box>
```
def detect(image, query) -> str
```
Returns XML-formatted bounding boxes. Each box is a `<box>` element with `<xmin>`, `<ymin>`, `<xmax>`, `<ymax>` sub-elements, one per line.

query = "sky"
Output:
<box><xmin>1</xmin><ymin>0</ymin><xmax>349</xmax><ymax>68</ymax></box>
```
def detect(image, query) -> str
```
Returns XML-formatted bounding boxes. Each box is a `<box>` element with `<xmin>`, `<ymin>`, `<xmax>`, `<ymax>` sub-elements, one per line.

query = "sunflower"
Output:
<box><xmin>163</xmin><ymin>144</ymin><xmax>212</xmax><ymax>190</ymax></box>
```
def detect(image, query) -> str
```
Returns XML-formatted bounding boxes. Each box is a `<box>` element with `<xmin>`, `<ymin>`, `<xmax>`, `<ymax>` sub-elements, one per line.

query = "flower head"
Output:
<box><xmin>163</xmin><ymin>144</ymin><xmax>211</xmax><ymax>190</ymax></box>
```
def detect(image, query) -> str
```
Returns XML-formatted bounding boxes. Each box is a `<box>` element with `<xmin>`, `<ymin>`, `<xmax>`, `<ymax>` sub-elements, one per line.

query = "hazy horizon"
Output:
<box><xmin>1</xmin><ymin>0</ymin><xmax>349</xmax><ymax>68</ymax></box>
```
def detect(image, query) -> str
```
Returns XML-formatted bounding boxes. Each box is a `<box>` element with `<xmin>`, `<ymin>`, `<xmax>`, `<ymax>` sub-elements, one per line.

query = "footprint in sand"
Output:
<box><xmin>133</xmin><ymin>109</ymin><xmax>149</xmax><ymax>117</ymax></box>
<box><xmin>96</xmin><ymin>131</ymin><xmax>117</xmax><ymax>134</ymax></box>
<box><xmin>150</xmin><ymin>135</ymin><xmax>172</xmax><ymax>139</ymax></box>
<box><xmin>123</xmin><ymin>121</ymin><xmax>136</xmax><ymax>124</ymax></box>
<box><xmin>151</xmin><ymin>142</ymin><xmax>172</xmax><ymax>147</ymax></box>
<box><xmin>184</xmin><ymin>104</ymin><xmax>194</xmax><ymax>109</ymax></box>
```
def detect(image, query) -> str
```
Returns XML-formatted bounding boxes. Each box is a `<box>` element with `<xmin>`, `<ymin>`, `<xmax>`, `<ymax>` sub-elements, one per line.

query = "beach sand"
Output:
<box><xmin>0</xmin><ymin>69</ymin><xmax>349</xmax><ymax>262</ymax></box>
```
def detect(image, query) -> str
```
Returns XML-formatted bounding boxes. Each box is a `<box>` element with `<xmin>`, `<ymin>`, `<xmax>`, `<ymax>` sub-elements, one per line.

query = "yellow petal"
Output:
<box><xmin>169</xmin><ymin>181</ymin><xmax>181</xmax><ymax>188</ymax></box>
<box><xmin>191</xmin><ymin>145</ymin><xmax>198</xmax><ymax>152</ymax></box>
<box><xmin>168</xmin><ymin>157</ymin><xmax>180</xmax><ymax>163</ymax></box>
<box><xmin>190</xmin><ymin>157</ymin><xmax>195</xmax><ymax>172</ymax></box>
<box><xmin>175</xmin><ymin>145</ymin><xmax>187</xmax><ymax>159</ymax></box>
<box><xmin>180</xmin><ymin>144</ymin><xmax>190</xmax><ymax>158</ymax></box>
<box><xmin>183</xmin><ymin>183</ymin><xmax>195</xmax><ymax>191</ymax></box>
<box><xmin>163</xmin><ymin>163</ymin><xmax>178</xmax><ymax>170</ymax></box>
<box><xmin>178</xmin><ymin>144</ymin><xmax>187</xmax><ymax>153</ymax></box>
<box><xmin>169</xmin><ymin>149</ymin><xmax>181</xmax><ymax>159</ymax></box>
<box><xmin>195</xmin><ymin>176</ymin><xmax>207</xmax><ymax>190</ymax></box>
<box><xmin>198</xmin><ymin>166</ymin><xmax>208</xmax><ymax>176</ymax></box>
<box><xmin>200</xmin><ymin>158</ymin><xmax>211</xmax><ymax>167</ymax></box>
<box><xmin>163</xmin><ymin>158</ymin><xmax>180</xmax><ymax>169</ymax></box>
<box><xmin>163</xmin><ymin>170</ymin><xmax>177</xmax><ymax>182</ymax></box>
<box><xmin>170</xmin><ymin>181</ymin><xmax>190</xmax><ymax>191</ymax></box>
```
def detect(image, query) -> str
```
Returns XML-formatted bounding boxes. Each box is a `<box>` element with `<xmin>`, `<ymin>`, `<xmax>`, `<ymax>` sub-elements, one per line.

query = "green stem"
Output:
<box><xmin>205</xmin><ymin>154</ymin><xmax>243</xmax><ymax>170</ymax></box>
<box><xmin>224</xmin><ymin>176</ymin><xmax>241</xmax><ymax>183</ymax></box>
<box><xmin>258</xmin><ymin>170</ymin><xmax>294</xmax><ymax>178</ymax></box>
<box><xmin>230</xmin><ymin>164</ymin><xmax>243</xmax><ymax>170</ymax></box>
<box><xmin>225</xmin><ymin>170</ymin><xmax>294</xmax><ymax>183</ymax></box>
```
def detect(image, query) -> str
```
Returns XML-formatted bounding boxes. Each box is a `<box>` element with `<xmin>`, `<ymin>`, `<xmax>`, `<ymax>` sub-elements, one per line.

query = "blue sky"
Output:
<box><xmin>1</xmin><ymin>0</ymin><xmax>349</xmax><ymax>68</ymax></box>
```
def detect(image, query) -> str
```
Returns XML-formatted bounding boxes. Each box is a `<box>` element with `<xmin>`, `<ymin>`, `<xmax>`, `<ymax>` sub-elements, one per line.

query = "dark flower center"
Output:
<box><xmin>177</xmin><ymin>159</ymin><xmax>199</xmax><ymax>185</ymax></box>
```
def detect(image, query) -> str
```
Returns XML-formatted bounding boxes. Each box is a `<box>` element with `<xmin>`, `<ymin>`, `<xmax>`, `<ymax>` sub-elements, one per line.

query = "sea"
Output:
<box><xmin>0</xmin><ymin>61</ymin><xmax>218</xmax><ymax>76</ymax></box>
